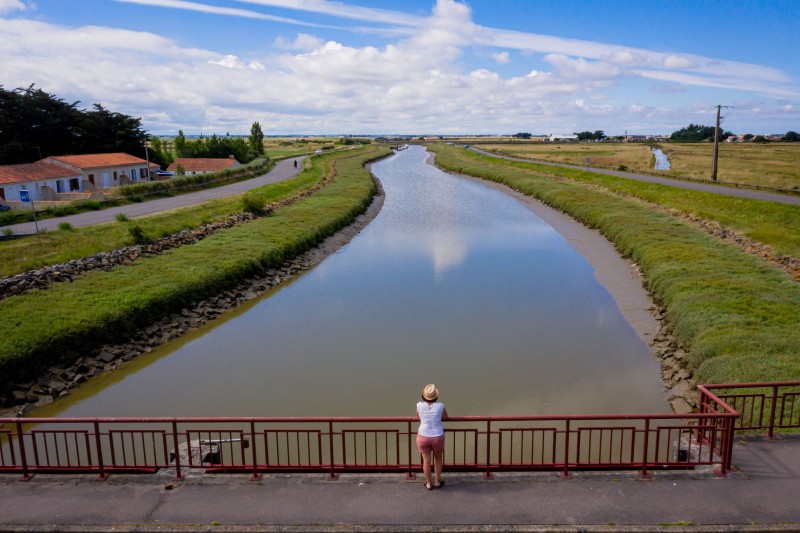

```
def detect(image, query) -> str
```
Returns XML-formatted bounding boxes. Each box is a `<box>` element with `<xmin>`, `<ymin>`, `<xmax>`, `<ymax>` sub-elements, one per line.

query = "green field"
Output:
<box><xmin>429</xmin><ymin>143</ymin><xmax>800</xmax><ymax>385</ymax></box>
<box><xmin>474</xmin><ymin>140</ymin><xmax>800</xmax><ymax>191</ymax></box>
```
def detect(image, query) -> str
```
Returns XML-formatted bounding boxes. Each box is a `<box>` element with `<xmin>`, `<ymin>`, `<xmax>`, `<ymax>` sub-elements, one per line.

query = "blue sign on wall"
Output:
<box><xmin>19</xmin><ymin>190</ymin><xmax>30</xmax><ymax>203</ymax></box>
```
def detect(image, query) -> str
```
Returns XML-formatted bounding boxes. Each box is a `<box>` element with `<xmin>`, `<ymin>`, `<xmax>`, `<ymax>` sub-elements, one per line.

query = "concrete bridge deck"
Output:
<box><xmin>0</xmin><ymin>434</ymin><xmax>797</xmax><ymax>531</ymax></box>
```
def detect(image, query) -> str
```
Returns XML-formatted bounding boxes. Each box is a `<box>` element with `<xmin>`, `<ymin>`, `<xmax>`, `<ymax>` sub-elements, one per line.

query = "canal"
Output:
<box><xmin>39</xmin><ymin>146</ymin><xmax>668</xmax><ymax>419</ymax></box>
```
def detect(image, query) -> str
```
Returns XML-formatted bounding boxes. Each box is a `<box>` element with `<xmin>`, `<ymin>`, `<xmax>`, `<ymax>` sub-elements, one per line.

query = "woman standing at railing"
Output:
<box><xmin>415</xmin><ymin>384</ymin><xmax>449</xmax><ymax>490</ymax></box>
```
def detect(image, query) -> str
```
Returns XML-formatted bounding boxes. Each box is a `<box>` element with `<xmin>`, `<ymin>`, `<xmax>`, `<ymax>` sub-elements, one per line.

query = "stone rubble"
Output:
<box><xmin>0</xmin><ymin>212</ymin><xmax>259</xmax><ymax>302</ymax></box>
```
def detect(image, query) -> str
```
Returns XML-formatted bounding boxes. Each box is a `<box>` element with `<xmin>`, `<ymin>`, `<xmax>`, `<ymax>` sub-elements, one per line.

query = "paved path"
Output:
<box><xmin>469</xmin><ymin>147</ymin><xmax>800</xmax><ymax>206</ymax></box>
<box><xmin>0</xmin><ymin>435</ymin><xmax>797</xmax><ymax>530</ymax></box>
<box><xmin>4</xmin><ymin>157</ymin><xmax>306</xmax><ymax>235</ymax></box>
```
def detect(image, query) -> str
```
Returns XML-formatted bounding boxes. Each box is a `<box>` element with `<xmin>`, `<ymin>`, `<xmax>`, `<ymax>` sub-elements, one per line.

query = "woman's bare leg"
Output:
<box><xmin>421</xmin><ymin>452</ymin><xmax>432</xmax><ymax>488</ymax></box>
<box><xmin>433</xmin><ymin>450</ymin><xmax>444</xmax><ymax>486</ymax></box>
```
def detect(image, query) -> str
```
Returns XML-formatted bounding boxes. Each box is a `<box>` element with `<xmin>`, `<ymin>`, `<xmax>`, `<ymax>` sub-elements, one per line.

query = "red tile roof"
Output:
<box><xmin>0</xmin><ymin>161</ymin><xmax>82</xmax><ymax>185</ymax></box>
<box><xmin>47</xmin><ymin>152</ymin><xmax>147</xmax><ymax>170</ymax></box>
<box><xmin>167</xmin><ymin>158</ymin><xmax>239</xmax><ymax>172</ymax></box>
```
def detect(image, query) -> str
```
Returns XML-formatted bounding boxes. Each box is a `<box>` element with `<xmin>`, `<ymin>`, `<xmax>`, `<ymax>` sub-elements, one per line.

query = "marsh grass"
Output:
<box><xmin>657</xmin><ymin>143</ymin><xmax>800</xmax><ymax>190</ymax></box>
<box><xmin>429</xmin><ymin>144</ymin><xmax>800</xmax><ymax>385</ymax></box>
<box><xmin>476</xmin><ymin>142</ymin><xmax>656</xmax><ymax>173</ymax></box>
<box><xmin>0</xmin><ymin>146</ymin><xmax>390</xmax><ymax>384</ymax></box>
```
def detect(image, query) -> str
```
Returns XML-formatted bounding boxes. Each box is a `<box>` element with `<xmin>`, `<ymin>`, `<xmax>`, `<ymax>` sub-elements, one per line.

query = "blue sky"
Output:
<box><xmin>1</xmin><ymin>0</ymin><xmax>798</xmax><ymax>135</ymax></box>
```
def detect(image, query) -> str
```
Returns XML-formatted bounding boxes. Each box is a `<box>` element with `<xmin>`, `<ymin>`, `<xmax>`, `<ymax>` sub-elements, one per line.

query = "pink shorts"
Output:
<box><xmin>416</xmin><ymin>434</ymin><xmax>445</xmax><ymax>454</ymax></box>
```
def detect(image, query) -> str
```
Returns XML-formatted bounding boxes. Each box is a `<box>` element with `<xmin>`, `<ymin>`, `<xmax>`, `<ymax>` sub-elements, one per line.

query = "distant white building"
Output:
<box><xmin>549</xmin><ymin>134</ymin><xmax>578</xmax><ymax>142</ymax></box>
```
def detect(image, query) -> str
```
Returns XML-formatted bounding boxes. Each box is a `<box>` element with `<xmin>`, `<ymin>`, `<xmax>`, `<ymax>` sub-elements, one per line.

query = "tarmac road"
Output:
<box><xmin>0</xmin><ymin>435</ymin><xmax>797</xmax><ymax>531</ymax></box>
<box><xmin>3</xmin><ymin>157</ymin><xmax>306</xmax><ymax>235</ymax></box>
<box><xmin>469</xmin><ymin>147</ymin><xmax>800</xmax><ymax>206</ymax></box>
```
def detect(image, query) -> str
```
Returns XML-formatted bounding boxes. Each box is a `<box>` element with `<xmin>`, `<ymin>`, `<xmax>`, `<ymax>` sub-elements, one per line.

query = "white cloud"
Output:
<box><xmin>2</xmin><ymin>0</ymin><xmax>797</xmax><ymax>135</ymax></box>
<box><xmin>491</xmin><ymin>51</ymin><xmax>511</xmax><ymax>65</ymax></box>
<box><xmin>0</xmin><ymin>0</ymin><xmax>25</xmax><ymax>14</ymax></box>
<box><xmin>275</xmin><ymin>33</ymin><xmax>324</xmax><ymax>51</ymax></box>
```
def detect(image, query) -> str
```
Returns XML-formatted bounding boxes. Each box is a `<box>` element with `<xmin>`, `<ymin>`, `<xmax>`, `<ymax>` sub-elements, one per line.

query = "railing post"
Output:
<box><xmin>562</xmin><ymin>419</ymin><xmax>571</xmax><ymax>478</ymax></box>
<box><xmin>406</xmin><ymin>420</ymin><xmax>415</xmax><ymax>480</ymax></box>
<box><xmin>767</xmin><ymin>385</ymin><xmax>778</xmax><ymax>439</ymax></box>
<box><xmin>93</xmin><ymin>420</ymin><xmax>108</xmax><ymax>481</ymax></box>
<box><xmin>172</xmin><ymin>420</ymin><xmax>184</xmax><ymax>481</ymax></box>
<box><xmin>15</xmin><ymin>419</ymin><xmax>32</xmax><ymax>481</ymax></box>
<box><xmin>639</xmin><ymin>418</ymin><xmax>650</xmax><ymax>479</ymax></box>
<box><xmin>250</xmin><ymin>420</ymin><xmax>261</xmax><ymax>481</ymax></box>
<box><xmin>721</xmin><ymin>415</ymin><xmax>734</xmax><ymax>475</ymax></box>
<box><xmin>327</xmin><ymin>420</ymin><xmax>338</xmax><ymax>480</ymax></box>
<box><xmin>483</xmin><ymin>420</ymin><xmax>493</xmax><ymax>480</ymax></box>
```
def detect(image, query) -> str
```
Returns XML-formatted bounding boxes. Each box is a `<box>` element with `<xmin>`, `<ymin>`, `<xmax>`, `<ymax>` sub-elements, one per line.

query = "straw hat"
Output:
<box><xmin>422</xmin><ymin>384</ymin><xmax>439</xmax><ymax>401</ymax></box>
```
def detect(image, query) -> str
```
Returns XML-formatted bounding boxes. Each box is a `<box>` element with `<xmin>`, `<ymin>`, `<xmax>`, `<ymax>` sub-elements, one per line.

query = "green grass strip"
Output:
<box><xmin>0</xmin><ymin>146</ymin><xmax>391</xmax><ymax>384</ymax></box>
<box><xmin>429</xmin><ymin>144</ymin><xmax>800</xmax><ymax>385</ymax></box>
<box><xmin>0</xmin><ymin>160</ymin><xmax>325</xmax><ymax>277</ymax></box>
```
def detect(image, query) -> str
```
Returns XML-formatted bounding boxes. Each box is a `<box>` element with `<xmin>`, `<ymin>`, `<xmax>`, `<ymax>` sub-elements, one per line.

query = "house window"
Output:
<box><xmin>70</xmin><ymin>178</ymin><xmax>80</xmax><ymax>191</ymax></box>
<box><xmin>113</xmin><ymin>171</ymin><xmax>118</xmax><ymax>181</ymax></box>
<box><xmin>0</xmin><ymin>187</ymin><xmax>5</xmax><ymax>201</ymax></box>
<box><xmin>88</xmin><ymin>174</ymin><xmax>95</xmax><ymax>185</ymax></box>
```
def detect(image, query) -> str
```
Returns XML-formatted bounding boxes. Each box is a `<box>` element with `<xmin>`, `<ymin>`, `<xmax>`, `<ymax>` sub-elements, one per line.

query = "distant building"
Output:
<box><xmin>46</xmin><ymin>153</ymin><xmax>152</xmax><ymax>189</ymax></box>
<box><xmin>0</xmin><ymin>161</ymin><xmax>83</xmax><ymax>203</ymax></box>
<box><xmin>0</xmin><ymin>152</ymin><xmax>150</xmax><ymax>206</ymax></box>
<box><xmin>167</xmin><ymin>156</ymin><xmax>241</xmax><ymax>176</ymax></box>
<box><xmin>549</xmin><ymin>134</ymin><xmax>578</xmax><ymax>142</ymax></box>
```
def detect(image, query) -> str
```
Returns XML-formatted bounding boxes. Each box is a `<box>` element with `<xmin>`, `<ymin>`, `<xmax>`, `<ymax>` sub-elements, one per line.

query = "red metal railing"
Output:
<box><xmin>700</xmin><ymin>381</ymin><xmax>800</xmax><ymax>438</ymax></box>
<box><xmin>1</xmin><ymin>389</ymin><xmax>742</xmax><ymax>481</ymax></box>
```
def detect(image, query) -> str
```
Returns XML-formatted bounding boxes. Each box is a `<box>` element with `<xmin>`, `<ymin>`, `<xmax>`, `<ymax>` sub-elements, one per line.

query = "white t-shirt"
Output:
<box><xmin>417</xmin><ymin>401</ymin><xmax>445</xmax><ymax>437</ymax></box>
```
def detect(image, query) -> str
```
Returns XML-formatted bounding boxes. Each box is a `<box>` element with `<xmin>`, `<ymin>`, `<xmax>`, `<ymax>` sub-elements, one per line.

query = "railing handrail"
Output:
<box><xmin>2</xmin><ymin>412</ymin><xmax>740</xmax><ymax>426</ymax></box>
<box><xmin>700</xmin><ymin>381</ymin><xmax>800</xmax><ymax>390</ymax></box>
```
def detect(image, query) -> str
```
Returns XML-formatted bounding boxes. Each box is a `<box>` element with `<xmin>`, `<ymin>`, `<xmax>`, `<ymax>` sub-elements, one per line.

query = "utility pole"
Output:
<box><xmin>711</xmin><ymin>105</ymin><xmax>721</xmax><ymax>182</ymax></box>
<box><xmin>711</xmin><ymin>105</ymin><xmax>732</xmax><ymax>182</ymax></box>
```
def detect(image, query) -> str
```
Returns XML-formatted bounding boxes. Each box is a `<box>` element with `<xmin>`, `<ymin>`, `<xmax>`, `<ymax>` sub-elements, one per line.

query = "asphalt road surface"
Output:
<box><xmin>4</xmin><ymin>156</ymin><xmax>306</xmax><ymax>235</ymax></box>
<box><xmin>469</xmin><ymin>147</ymin><xmax>800</xmax><ymax>206</ymax></box>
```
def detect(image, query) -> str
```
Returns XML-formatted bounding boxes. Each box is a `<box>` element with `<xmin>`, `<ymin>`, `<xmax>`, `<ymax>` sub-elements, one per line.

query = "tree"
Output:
<box><xmin>752</xmin><ymin>135</ymin><xmax>768</xmax><ymax>143</ymax></box>
<box><xmin>670</xmin><ymin>124</ymin><xmax>716</xmax><ymax>142</ymax></box>
<box><xmin>513</xmin><ymin>132</ymin><xmax>531</xmax><ymax>139</ymax></box>
<box><xmin>743</xmin><ymin>134</ymin><xmax>754</xmax><ymax>141</ymax></box>
<box><xmin>174</xmin><ymin>130</ymin><xmax>186</xmax><ymax>157</ymax></box>
<box><xmin>249</xmin><ymin>121</ymin><xmax>265</xmax><ymax>155</ymax></box>
<box><xmin>782</xmin><ymin>131</ymin><xmax>799</xmax><ymax>142</ymax></box>
<box><xmin>593</xmin><ymin>130</ymin><xmax>605</xmax><ymax>141</ymax></box>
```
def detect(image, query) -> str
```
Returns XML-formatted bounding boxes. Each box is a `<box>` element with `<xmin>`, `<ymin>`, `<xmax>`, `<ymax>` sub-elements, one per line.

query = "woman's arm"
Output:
<box><xmin>441</xmin><ymin>407</ymin><xmax>449</xmax><ymax>420</ymax></box>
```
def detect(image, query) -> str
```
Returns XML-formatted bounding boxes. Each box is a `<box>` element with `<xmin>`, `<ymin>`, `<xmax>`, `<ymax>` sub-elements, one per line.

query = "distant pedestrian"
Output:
<box><xmin>415</xmin><ymin>384</ymin><xmax>448</xmax><ymax>490</ymax></box>
<box><xmin>293</xmin><ymin>159</ymin><xmax>298</xmax><ymax>168</ymax></box>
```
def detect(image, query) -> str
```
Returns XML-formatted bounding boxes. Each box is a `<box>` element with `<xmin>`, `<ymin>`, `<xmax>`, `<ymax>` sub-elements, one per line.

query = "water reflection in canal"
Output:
<box><xmin>44</xmin><ymin>146</ymin><xmax>667</xmax><ymax>419</ymax></box>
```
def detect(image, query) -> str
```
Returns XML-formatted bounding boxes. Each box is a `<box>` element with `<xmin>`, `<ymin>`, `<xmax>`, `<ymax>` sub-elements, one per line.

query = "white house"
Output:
<box><xmin>46</xmin><ymin>153</ymin><xmax>151</xmax><ymax>189</ymax></box>
<box><xmin>0</xmin><ymin>161</ymin><xmax>83</xmax><ymax>203</ymax></box>
<box><xmin>167</xmin><ymin>157</ymin><xmax>241</xmax><ymax>176</ymax></box>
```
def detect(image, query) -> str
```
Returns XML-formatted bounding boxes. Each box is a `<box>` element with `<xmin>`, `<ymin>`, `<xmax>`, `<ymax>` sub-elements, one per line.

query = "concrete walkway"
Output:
<box><xmin>4</xmin><ymin>157</ymin><xmax>306</xmax><ymax>235</ymax></box>
<box><xmin>0</xmin><ymin>435</ymin><xmax>797</xmax><ymax>531</ymax></box>
<box><xmin>469</xmin><ymin>147</ymin><xmax>800</xmax><ymax>206</ymax></box>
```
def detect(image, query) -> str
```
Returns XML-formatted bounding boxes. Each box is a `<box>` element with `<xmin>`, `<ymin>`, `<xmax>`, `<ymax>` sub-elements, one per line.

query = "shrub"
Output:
<box><xmin>115</xmin><ymin>213</ymin><xmax>129</xmax><ymax>222</ymax></box>
<box><xmin>242</xmin><ymin>191</ymin><xmax>268</xmax><ymax>214</ymax></box>
<box><xmin>617</xmin><ymin>165</ymin><xmax>628</xmax><ymax>171</ymax></box>
<box><xmin>58</xmin><ymin>222</ymin><xmax>73</xmax><ymax>231</ymax></box>
<box><xmin>2</xmin><ymin>228</ymin><xmax>13</xmax><ymax>237</ymax></box>
<box><xmin>128</xmin><ymin>224</ymin><xmax>149</xmax><ymax>244</ymax></box>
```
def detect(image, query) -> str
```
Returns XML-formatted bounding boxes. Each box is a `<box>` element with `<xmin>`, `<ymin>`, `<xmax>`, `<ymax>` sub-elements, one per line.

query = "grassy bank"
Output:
<box><xmin>463</xmin><ymin>148</ymin><xmax>800</xmax><ymax>259</ymax></box>
<box><xmin>0</xmin><ymin>145</ymin><xmax>391</xmax><ymax>385</ymax></box>
<box><xmin>429</xmin><ymin>144</ymin><xmax>800</xmax><ymax>385</ymax></box>
<box><xmin>0</xmin><ymin>160</ymin><xmax>323</xmax><ymax>278</ymax></box>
